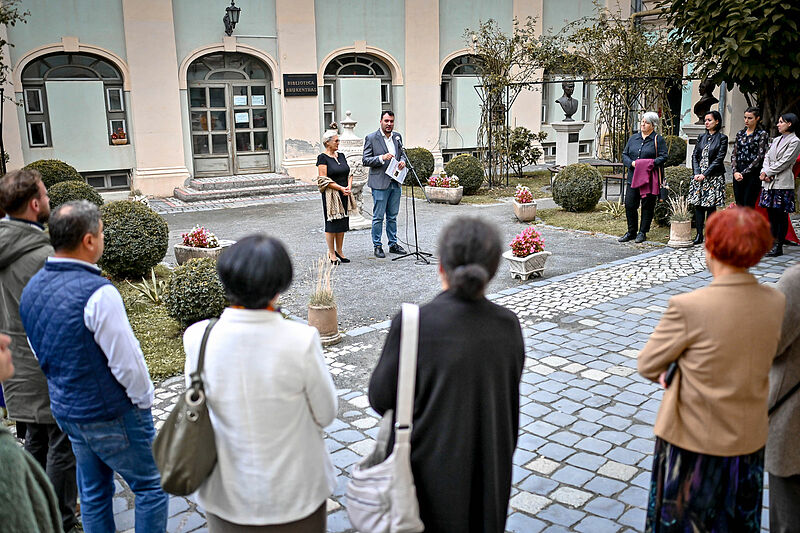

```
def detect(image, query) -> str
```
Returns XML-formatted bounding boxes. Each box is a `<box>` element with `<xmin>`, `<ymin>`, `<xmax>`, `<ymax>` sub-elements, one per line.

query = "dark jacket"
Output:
<box><xmin>0</xmin><ymin>219</ymin><xmax>53</xmax><ymax>423</ymax></box>
<box><xmin>369</xmin><ymin>291</ymin><xmax>525</xmax><ymax>533</ymax></box>
<box><xmin>362</xmin><ymin>129</ymin><xmax>403</xmax><ymax>190</ymax></box>
<box><xmin>692</xmin><ymin>131</ymin><xmax>728</xmax><ymax>177</ymax></box>
<box><xmin>621</xmin><ymin>132</ymin><xmax>668</xmax><ymax>183</ymax></box>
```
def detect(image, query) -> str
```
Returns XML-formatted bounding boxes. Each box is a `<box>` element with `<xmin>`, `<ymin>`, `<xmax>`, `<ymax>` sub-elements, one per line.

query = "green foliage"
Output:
<box><xmin>403</xmin><ymin>147</ymin><xmax>435</xmax><ymax>186</ymax></box>
<box><xmin>47</xmin><ymin>180</ymin><xmax>104</xmax><ymax>212</ymax></box>
<box><xmin>493</xmin><ymin>127</ymin><xmax>547</xmax><ymax>179</ymax></box>
<box><xmin>663</xmin><ymin>135</ymin><xmax>687</xmax><ymax>168</ymax></box>
<box><xmin>552</xmin><ymin>163</ymin><xmax>603</xmax><ymax>212</ymax></box>
<box><xmin>24</xmin><ymin>159</ymin><xmax>82</xmax><ymax>189</ymax></box>
<box><xmin>0</xmin><ymin>1</ymin><xmax>28</xmax><ymax>87</ymax></box>
<box><xmin>654</xmin><ymin>166</ymin><xmax>694</xmax><ymax>226</ymax></box>
<box><xmin>99</xmin><ymin>201</ymin><xmax>169</xmax><ymax>279</ymax></box>
<box><xmin>165</xmin><ymin>258</ymin><xmax>226</xmax><ymax>326</ymax></box>
<box><xmin>444</xmin><ymin>154</ymin><xmax>484</xmax><ymax>195</ymax></box>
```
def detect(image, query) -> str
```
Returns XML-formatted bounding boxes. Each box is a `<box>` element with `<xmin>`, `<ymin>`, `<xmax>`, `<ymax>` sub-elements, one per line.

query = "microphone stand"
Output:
<box><xmin>392</xmin><ymin>142</ymin><xmax>433</xmax><ymax>264</ymax></box>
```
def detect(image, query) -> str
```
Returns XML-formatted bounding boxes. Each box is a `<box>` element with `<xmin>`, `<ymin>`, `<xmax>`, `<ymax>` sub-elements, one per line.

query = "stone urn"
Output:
<box><xmin>308</xmin><ymin>305</ymin><xmax>341</xmax><ymax>346</ymax></box>
<box><xmin>174</xmin><ymin>239</ymin><xmax>236</xmax><ymax>265</ymax></box>
<box><xmin>513</xmin><ymin>200</ymin><xmax>537</xmax><ymax>222</ymax></box>
<box><xmin>502</xmin><ymin>250</ymin><xmax>552</xmax><ymax>280</ymax></box>
<box><xmin>667</xmin><ymin>220</ymin><xmax>693</xmax><ymax>248</ymax></box>
<box><xmin>424</xmin><ymin>186</ymin><xmax>463</xmax><ymax>205</ymax></box>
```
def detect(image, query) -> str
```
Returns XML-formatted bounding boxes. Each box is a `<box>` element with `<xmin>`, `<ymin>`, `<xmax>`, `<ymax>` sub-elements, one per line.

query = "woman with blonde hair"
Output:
<box><xmin>317</xmin><ymin>124</ymin><xmax>355</xmax><ymax>264</ymax></box>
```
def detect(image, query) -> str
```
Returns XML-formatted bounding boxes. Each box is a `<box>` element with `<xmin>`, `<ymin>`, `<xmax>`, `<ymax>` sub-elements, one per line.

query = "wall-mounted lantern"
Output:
<box><xmin>223</xmin><ymin>1</ymin><xmax>241</xmax><ymax>36</ymax></box>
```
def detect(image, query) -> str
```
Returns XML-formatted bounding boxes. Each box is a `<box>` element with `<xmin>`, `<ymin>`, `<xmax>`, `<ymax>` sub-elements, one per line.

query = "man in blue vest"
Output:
<box><xmin>19</xmin><ymin>200</ymin><xmax>167</xmax><ymax>533</ymax></box>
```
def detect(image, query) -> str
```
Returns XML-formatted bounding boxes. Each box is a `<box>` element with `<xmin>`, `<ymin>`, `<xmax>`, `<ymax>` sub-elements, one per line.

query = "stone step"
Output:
<box><xmin>187</xmin><ymin>173</ymin><xmax>295</xmax><ymax>191</ymax></box>
<box><xmin>173</xmin><ymin>181</ymin><xmax>316</xmax><ymax>202</ymax></box>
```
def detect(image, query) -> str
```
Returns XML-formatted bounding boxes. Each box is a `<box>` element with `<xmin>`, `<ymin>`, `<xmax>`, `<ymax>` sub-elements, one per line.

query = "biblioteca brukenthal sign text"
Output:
<box><xmin>283</xmin><ymin>74</ymin><xmax>318</xmax><ymax>96</ymax></box>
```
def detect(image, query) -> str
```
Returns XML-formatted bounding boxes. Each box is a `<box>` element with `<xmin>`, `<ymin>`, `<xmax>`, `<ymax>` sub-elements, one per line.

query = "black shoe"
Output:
<box><xmin>335</xmin><ymin>252</ymin><xmax>350</xmax><ymax>263</ymax></box>
<box><xmin>389</xmin><ymin>244</ymin><xmax>407</xmax><ymax>254</ymax></box>
<box><xmin>766</xmin><ymin>243</ymin><xmax>783</xmax><ymax>257</ymax></box>
<box><xmin>374</xmin><ymin>245</ymin><xmax>385</xmax><ymax>258</ymax></box>
<box><xmin>634</xmin><ymin>232</ymin><xmax>646</xmax><ymax>243</ymax></box>
<box><xmin>618</xmin><ymin>232</ymin><xmax>635</xmax><ymax>242</ymax></box>
<box><xmin>692</xmin><ymin>233</ymin><xmax>704</xmax><ymax>246</ymax></box>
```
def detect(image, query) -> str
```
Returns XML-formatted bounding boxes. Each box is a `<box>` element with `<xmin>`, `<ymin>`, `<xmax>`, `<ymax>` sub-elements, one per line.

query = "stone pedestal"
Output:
<box><xmin>682</xmin><ymin>124</ymin><xmax>706</xmax><ymax>169</ymax></box>
<box><xmin>551</xmin><ymin>121</ymin><xmax>585</xmax><ymax>167</ymax></box>
<box><xmin>338</xmin><ymin>111</ymin><xmax>371</xmax><ymax>230</ymax></box>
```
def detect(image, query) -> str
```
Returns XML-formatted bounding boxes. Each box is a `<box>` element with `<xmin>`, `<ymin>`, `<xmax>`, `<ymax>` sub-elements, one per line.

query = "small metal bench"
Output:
<box><xmin>603</xmin><ymin>173</ymin><xmax>627</xmax><ymax>200</ymax></box>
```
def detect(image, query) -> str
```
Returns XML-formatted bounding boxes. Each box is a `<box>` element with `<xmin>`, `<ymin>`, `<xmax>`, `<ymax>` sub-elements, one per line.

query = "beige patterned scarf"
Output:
<box><xmin>317</xmin><ymin>175</ymin><xmax>357</xmax><ymax>221</ymax></box>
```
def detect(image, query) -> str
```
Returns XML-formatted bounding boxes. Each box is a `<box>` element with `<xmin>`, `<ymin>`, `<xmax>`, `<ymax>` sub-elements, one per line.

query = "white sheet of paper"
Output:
<box><xmin>252</xmin><ymin>95</ymin><xmax>265</xmax><ymax>105</ymax></box>
<box><xmin>386</xmin><ymin>158</ymin><xmax>408</xmax><ymax>183</ymax></box>
<box><xmin>233</xmin><ymin>95</ymin><xmax>248</xmax><ymax>106</ymax></box>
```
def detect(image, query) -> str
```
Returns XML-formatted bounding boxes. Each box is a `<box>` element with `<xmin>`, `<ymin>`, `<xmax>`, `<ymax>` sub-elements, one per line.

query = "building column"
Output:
<box><xmin>122</xmin><ymin>0</ymin><xmax>189</xmax><ymax>196</ymax></box>
<box><xmin>404</xmin><ymin>0</ymin><xmax>439</xmax><ymax>157</ymax></box>
<box><xmin>1</xmin><ymin>22</ymin><xmax>24</xmax><ymax>170</ymax></box>
<box><xmin>276</xmin><ymin>0</ymin><xmax>320</xmax><ymax>182</ymax></box>
<box><xmin>512</xmin><ymin>0</ymin><xmax>544</xmax><ymax>133</ymax></box>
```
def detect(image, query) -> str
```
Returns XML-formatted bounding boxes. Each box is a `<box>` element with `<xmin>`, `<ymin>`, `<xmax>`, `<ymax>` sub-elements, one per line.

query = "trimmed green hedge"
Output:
<box><xmin>165</xmin><ymin>258</ymin><xmax>226</xmax><ymax>326</ymax></box>
<box><xmin>552</xmin><ymin>163</ymin><xmax>603</xmax><ymax>212</ymax></box>
<box><xmin>403</xmin><ymin>147</ymin><xmax>435</xmax><ymax>186</ymax></box>
<box><xmin>48</xmin><ymin>180</ymin><xmax>104</xmax><ymax>212</ymax></box>
<box><xmin>663</xmin><ymin>135</ymin><xmax>687</xmax><ymax>168</ymax></box>
<box><xmin>99</xmin><ymin>201</ymin><xmax>169</xmax><ymax>279</ymax></box>
<box><xmin>444</xmin><ymin>154</ymin><xmax>484</xmax><ymax>195</ymax></box>
<box><xmin>24</xmin><ymin>159</ymin><xmax>82</xmax><ymax>189</ymax></box>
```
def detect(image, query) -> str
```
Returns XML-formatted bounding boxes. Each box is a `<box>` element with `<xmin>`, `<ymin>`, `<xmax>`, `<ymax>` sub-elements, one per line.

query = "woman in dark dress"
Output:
<box><xmin>731</xmin><ymin>106</ymin><xmax>769</xmax><ymax>207</ymax></box>
<box><xmin>368</xmin><ymin>217</ymin><xmax>525</xmax><ymax>533</ymax></box>
<box><xmin>689</xmin><ymin>110</ymin><xmax>728</xmax><ymax>245</ymax></box>
<box><xmin>316</xmin><ymin>125</ymin><xmax>352</xmax><ymax>264</ymax></box>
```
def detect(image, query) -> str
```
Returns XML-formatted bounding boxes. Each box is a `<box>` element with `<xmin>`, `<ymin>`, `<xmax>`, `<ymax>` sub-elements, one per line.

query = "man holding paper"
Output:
<box><xmin>362</xmin><ymin>110</ymin><xmax>407</xmax><ymax>258</ymax></box>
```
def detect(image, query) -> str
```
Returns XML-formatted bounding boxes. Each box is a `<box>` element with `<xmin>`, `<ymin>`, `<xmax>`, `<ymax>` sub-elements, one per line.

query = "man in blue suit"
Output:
<box><xmin>362</xmin><ymin>110</ymin><xmax>407</xmax><ymax>258</ymax></box>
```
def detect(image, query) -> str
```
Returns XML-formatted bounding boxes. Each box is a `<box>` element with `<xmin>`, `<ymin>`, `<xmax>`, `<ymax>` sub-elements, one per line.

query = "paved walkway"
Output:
<box><xmin>111</xmin><ymin>244</ymin><xmax>797</xmax><ymax>533</ymax></box>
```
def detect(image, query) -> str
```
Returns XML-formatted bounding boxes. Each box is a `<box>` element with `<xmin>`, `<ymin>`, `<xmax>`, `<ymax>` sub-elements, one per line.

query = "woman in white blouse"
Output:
<box><xmin>183</xmin><ymin>235</ymin><xmax>337</xmax><ymax>532</ymax></box>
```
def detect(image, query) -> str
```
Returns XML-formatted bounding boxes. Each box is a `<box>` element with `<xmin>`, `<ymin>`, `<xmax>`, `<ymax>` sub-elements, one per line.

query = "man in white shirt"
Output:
<box><xmin>19</xmin><ymin>200</ymin><xmax>167</xmax><ymax>533</ymax></box>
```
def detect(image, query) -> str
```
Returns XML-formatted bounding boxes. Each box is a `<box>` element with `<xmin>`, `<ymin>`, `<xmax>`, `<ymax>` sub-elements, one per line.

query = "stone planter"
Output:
<box><xmin>308</xmin><ymin>305</ymin><xmax>342</xmax><ymax>346</ymax></box>
<box><xmin>502</xmin><ymin>250</ymin><xmax>552</xmax><ymax>280</ymax></box>
<box><xmin>513</xmin><ymin>199</ymin><xmax>537</xmax><ymax>222</ymax></box>
<box><xmin>174</xmin><ymin>239</ymin><xmax>236</xmax><ymax>265</ymax></box>
<box><xmin>667</xmin><ymin>220</ymin><xmax>693</xmax><ymax>248</ymax></box>
<box><xmin>111</xmin><ymin>138</ymin><xmax>128</xmax><ymax>145</ymax></box>
<box><xmin>424</xmin><ymin>185</ymin><xmax>463</xmax><ymax>205</ymax></box>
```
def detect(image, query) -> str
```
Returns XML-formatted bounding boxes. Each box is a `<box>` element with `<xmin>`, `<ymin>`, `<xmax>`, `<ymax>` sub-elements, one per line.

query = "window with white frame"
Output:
<box><xmin>440</xmin><ymin>80</ymin><xmax>451</xmax><ymax>127</ymax></box>
<box><xmin>581</xmin><ymin>82</ymin><xmax>591</xmax><ymax>122</ymax></box>
<box><xmin>323</xmin><ymin>54</ymin><xmax>392</xmax><ymax>125</ymax></box>
<box><xmin>541</xmin><ymin>80</ymin><xmax>550</xmax><ymax>124</ymax></box>
<box><xmin>323</xmin><ymin>83</ymin><xmax>335</xmax><ymax>127</ymax></box>
<box><xmin>440</xmin><ymin>55</ymin><xmax>480</xmax><ymax>130</ymax></box>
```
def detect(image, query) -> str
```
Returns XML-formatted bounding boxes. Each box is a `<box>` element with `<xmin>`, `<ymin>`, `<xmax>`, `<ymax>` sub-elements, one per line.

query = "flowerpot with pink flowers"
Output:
<box><xmin>173</xmin><ymin>225</ymin><xmax>235</xmax><ymax>265</ymax></box>
<box><xmin>512</xmin><ymin>184</ymin><xmax>537</xmax><ymax>222</ymax></box>
<box><xmin>502</xmin><ymin>226</ymin><xmax>551</xmax><ymax>280</ymax></box>
<box><xmin>424</xmin><ymin>172</ymin><xmax>463</xmax><ymax>205</ymax></box>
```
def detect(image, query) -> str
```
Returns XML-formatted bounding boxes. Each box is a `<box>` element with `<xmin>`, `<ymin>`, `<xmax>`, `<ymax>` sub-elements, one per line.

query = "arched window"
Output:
<box><xmin>22</xmin><ymin>53</ymin><xmax>126</xmax><ymax>147</ymax></box>
<box><xmin>323</xmin><ymin>54</ymin><xmax>392</xmax><ymax>127</ymax></box>
<box><xmin>440</xmin><ymin>55</ymin><xmax>480</xmax><ymax>128</ymax></box>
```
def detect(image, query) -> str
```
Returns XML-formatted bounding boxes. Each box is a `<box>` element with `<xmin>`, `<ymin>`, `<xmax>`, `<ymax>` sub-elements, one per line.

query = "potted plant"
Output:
<box><xmin>424</xmin><ymin>171</ymin><xmax>463</xmax><ymax>205</ymax></box>
<box><xmin>308</xmin><ymin>257</ymin><xmax>341</xmax><ymax>346</ymax></box>
<box><xmin>174</xmin><ymin>225</ymin><xmax>234</xmax><ymax>264</ymax></box>
<box><xmin>111</xmin><ymin>128</ymin><xmax>128</xmax><ymax>145</ymax></box>
<box><xmin>502</xmin><ymin>226</ymin><xmax>551</xmax><ymax>280</ymax></box>
<box><xmin>667</xmin><ymin>190</ymin><xmax>693</xmax><ymax>248</ymax></box>
<box><xmin>512</xmin><ymin>184</ymin><xmax>537</xmax><ymax>222</ymax></box>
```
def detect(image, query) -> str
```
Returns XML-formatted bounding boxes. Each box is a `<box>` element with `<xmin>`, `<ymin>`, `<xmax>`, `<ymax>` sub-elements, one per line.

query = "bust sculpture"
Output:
<box><xmin>555</xmin><ymin>81</ymin><xmax>579</xmax><ymax>122</ymax></box>
<box><xmin>693</xmin><ymin>79</ymin><xmax>719</xmax><ymax>124</ymax></box>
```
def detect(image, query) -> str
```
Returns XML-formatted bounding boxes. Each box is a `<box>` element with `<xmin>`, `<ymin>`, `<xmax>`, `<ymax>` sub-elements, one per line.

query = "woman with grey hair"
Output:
<box><xmin>620</xmin><ymin>111</ymin><xmax>668</xmax><ymax>243</ymax></box>
<box><xmin>316</xmin><ymin>124</ymin><xmax>354</xmax><ymax>264</ymax></box>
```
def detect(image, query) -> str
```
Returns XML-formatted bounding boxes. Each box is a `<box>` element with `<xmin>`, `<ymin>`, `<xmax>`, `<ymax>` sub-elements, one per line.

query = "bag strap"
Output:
<box><xmin>189</xmin><ymin>318</ymin><xmax>219</xmax><ymax>392</ymax></box>
<box><xmin>654</xmin><ymin>135</ymin><xmax>665</xmax><ymax>185</ymax></box>
<box><xmin>769</xmin><ymin>380</ymin><xmax>800</xmax><ymax>416</ymax></box>
<box><xmin>395</xmin><ymin>303</ymin><xmax>419</xmax><ymax>440</ymax></box>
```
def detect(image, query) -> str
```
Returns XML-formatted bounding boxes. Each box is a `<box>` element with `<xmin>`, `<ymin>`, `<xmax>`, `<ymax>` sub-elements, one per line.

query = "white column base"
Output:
<box><xmin>282</xmin><ymin>157</ymin><xmax>318</xmax><ymax>183</ymax></box>
<box><xmin>133</xmin><ymin>166</ymin><xmax>190</xmax><ymax>197</ymax></box>
<box><xmin>551</xmin><ymin>121</ymin><xmax>586</xmax><ymax>167</ymax></box>
<box><xmin>681</xmin><ymin>124</ymin><xmax>706</xmax><ymax>169</ymax></box>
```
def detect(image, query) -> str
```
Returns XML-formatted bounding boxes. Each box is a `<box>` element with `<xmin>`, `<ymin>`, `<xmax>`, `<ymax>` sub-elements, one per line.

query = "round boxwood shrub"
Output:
<box><xmin>444</xmin><ymin>154</ymin><xmax>484</xmax><ymax>195</ymax></box>
<box><xmin>99</xmin><ymin>200</ymin><xmax>168</xmax><ymax>278</ymax></box>
<box><xmin>48</xmin><ymin>180</ymin><xmax>104</xmax><ymax>212</ymax></box>
<box><xmin>552</xmin><ymin>163</ymin><xmax>603</xmax><ymax>212</ymax></box>
<box><xmin>24</xmin><ymin>159</ymin><xmax>82</xmax><ymax>189</ymax></box>
<box><xmin>663</xmin><ymin>135</ymin><xmax>687</xmax><ymax>168</ymax></box>
<box><xmin>654</xmin><ymin>165</ymin><xmax>694</xmax><ymax>226</ymax></box>
<box><xmin>165</xmin><ymin>258</ymin><xmax>226</xmax><ymax>326</ymax></box>
<box><xmin>403</xmin><ymin>147</ymin><xmax>435</xmax><ymax>186</ymax></box>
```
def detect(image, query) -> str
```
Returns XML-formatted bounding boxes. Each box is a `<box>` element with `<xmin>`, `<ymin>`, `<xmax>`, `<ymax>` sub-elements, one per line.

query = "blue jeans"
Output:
<box><xmin>58</xmin><ymin>407</ymin><xmax>168</xmax><ymax>533</ymax></box>
<box><xmin>371</xmin><ymin>182</ymin><xmax>402</xmax><ymax>247</ymax></box>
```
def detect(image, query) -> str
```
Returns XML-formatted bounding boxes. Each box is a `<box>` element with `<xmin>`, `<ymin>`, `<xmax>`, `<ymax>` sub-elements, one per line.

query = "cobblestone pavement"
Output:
<box><xmin>111</xmin><ymin>245</ymin><xmax>797</xmax><ymax>532</ymax></box>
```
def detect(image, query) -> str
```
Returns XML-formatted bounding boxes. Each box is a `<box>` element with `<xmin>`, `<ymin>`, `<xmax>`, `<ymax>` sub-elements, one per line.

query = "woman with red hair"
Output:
<box><xmin>638</xmin><ymin>207</ymin><xmax>786</xmax><ymax>532</ymax></box>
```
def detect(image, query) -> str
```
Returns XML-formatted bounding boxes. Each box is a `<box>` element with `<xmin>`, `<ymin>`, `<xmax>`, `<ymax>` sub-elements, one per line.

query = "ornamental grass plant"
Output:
<box><xmin>309</xmin><ymin>257</ymin><xmax>336</xmax><ymax>307</ymax></box>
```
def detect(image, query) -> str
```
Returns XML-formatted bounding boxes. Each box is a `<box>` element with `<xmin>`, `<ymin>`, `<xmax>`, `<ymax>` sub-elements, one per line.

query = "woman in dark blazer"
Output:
<box><xmin>619</xmin><ymin>111</ymin><xmax>668</xmax><ymax>243</ymax></box>
<box><xmin>689</xmin><ymin>110</ymin><xmax>728</xmax><ymax>245</ymax></box>
<box><xmin>368</xmin><ymin>217</ymin><xmax>525</xmax><ymax>533</ymax></box>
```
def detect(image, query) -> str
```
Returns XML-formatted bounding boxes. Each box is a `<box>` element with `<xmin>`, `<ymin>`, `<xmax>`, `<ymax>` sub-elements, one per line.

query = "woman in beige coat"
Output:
<box><xmin>638</xmin><ymin>207</ymin><xmax>785</xmax><ymax>532</ymax></box>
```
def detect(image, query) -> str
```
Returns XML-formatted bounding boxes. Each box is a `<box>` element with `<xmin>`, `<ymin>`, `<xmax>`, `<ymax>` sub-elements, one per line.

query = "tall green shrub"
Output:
<box><xmin>444</xmin><ymin>154</ymin><xmax>484</xmax><ymax>195</ymax></box>
<box><xmin>99</xmin><ymin>201</ymin><xmax>168</xmax><ymax>278</ymax></box>
<box><xmin>165</xmin><ymin>258</ymin><xmax>226</xmax><ymax>326</ymax></box>
<box><xmin>663</xmin><ymin>135</ymin><xmax>687</xmax><ymax>168</ymax></box>
<box><xmin>551</xmin><ymin>163</ymin><xmax>603</xmax><ymax>212</ymax></box>
<box><xmin>403</xmin><ymin>147</ymin><xmax>434</xmax><ymax>186</ymax></box>
<box><xmin>24</xmin><ymin>159</ymin><xmax>82</xmax><ymax>189</ymax></box>
<box><xmin>48</xmin><ymin>181</ymin><xmax>104</xmax><ymax>212</ymax></box>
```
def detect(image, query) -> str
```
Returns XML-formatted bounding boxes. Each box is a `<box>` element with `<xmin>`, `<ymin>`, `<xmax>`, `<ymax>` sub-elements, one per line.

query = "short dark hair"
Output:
<box><xmin>780</xmin><ymin>113</ymin><xmax>799</xmax><ymax>133</ymax></box>
<box><xmin>438</xmin><ymin>217</ymin><xmax>501</xmax><ymax>300</ymax></box>
<box><xmin>217</xmin><ymin>234</ymin><xmax>293</xmax><ymax>309</ymax></box>
<box><xmin>380</xmin><ymin>110</ymin><xmax>395</xmax><ymax>120</ymax></box>
<box><xmin>744</xmin><ymin>106</ymin><xmax>761</xmax><ymax>119</ymax></box>
<box><xmin>0</xmin><ymin>169</ymin><xmax>43</xmax><ymax>216</ymax></box>
<box><xmin>705</xmin><ymin>110</ymin><xmax>722</xmax><ymax>130</ymax></box>
<box><xmin>49</xmin><ymin>200</ymin><xmax>102</xmax><ymax>252</ymax></box>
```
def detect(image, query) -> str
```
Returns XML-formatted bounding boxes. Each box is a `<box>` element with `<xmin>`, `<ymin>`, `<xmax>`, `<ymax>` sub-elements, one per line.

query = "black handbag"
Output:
<box><xmin>152</xmin><ymin>318</ymin><xmax>218</xmax><ymax>496</ymax></box>
<box><xmin>656</xmin><ymin>135</ymin><xmax>669</xmax><ymax>200</ymax></box>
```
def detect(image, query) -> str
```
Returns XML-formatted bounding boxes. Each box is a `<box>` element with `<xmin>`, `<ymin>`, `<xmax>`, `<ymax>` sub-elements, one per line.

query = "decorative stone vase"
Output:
<box><xmin>424</xmin><ymin>185</ymin><xmax>463</xmax><ymax>205</ymax></box>
<box><xmin>502</xmin><ymin>250</ymin><xmax>552</xmax><ymax>280</ymax></box>
<box><xmin>513</xmin><ymin>199</ymin><xmax>537</xmax><ymax>222</ymax></box>
<box><xmin>667</xmin><ymin>220</ymin><xmax>693</xmax><ymax>248</ymax></box>
<box><xmin>111</xmin><ymin>138</ymin><xmax>128</xmax><ymax>145</ymax></box>
<box><xmin>308</xmin><ymin>305</ymin><xmax>342</xmax><ymax>346</ymax></box>
<box><xmin>173</xmin><ymin>239</ymin><xmax>235</xmax><ymax>265</ymax></box>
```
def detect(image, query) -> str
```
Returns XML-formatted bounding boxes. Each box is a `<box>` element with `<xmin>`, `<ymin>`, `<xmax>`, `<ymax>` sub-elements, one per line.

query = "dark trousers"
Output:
<box><xmin>767</xmin><ymin>207</ymin><xmax>789</xmax><ymax>244</ymax></box>
<box><xmin>624</xmin><ymin>186</ymin><xmax>657</xmax><ymax>234</ymax></box>
<box><xmin>694</xmin><ymin>206</ymin><xmax>717</xmax><ymax>236</ymax></box>
<box><xmin>769</xmin><ymin>473</ymin><xmax>800</xmax><ymax>533</ymax></box>
<box><xmin>25</xmin><ymin>422</ymin><xmax>80</xmax><ymax>531</ymax></box>
<box><xmin>733</xmin><ymin>173</ymin><xmax>761</xmax><ymax>207</ymax></box>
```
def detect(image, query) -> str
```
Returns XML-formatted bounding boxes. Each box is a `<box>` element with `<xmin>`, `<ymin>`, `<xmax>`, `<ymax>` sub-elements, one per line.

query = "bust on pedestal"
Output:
<box><xmin>338</xmin><ymin>111</ymin><xmax>371</xmax><ymax>230</ymax></box>
<box><xmin>551</xmin><ymin>81</ymin><xmax>585</xmax><ymax>166</ymax></box>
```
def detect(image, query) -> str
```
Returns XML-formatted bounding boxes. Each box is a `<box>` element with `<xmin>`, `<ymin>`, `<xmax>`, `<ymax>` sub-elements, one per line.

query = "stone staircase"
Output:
<box><xmin>173</xmin><ymin>172</ymin><xmax>316</xmax><ymax>202</ymax></box>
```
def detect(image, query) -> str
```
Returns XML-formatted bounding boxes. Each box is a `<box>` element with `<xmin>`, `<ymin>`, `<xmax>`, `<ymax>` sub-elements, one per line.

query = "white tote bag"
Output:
<box><xmin>346</xmin><ymin>303</ymin><xmax>425</xmax><ymax>533</ymax></box>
